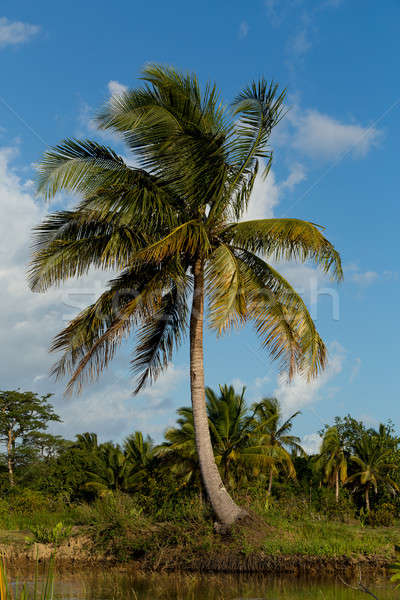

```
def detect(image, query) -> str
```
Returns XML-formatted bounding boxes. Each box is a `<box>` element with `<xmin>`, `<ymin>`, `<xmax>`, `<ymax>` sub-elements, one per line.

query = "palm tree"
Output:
<box><xmin>28</xmin><ymin>64</ymin><xmax>342</xmax><ymax>527</ymax></box>
<box><xmin>316</xmin><ymin>426</ymin><xmax>347</xmax><ymax>503</ymax></box>
<box><xmin>159</xmin><ymin>407</ymin><xmax>200</xmax><ymax>491</ymax></box>
<box><xmin>161</xmin><ymin>386</ymin><xmax>252</xmax><ymax>490</ymax></box>
<box><xmin>84</xmin><ymin>442</ymin><xmax>136</xmax><ymax>495</ymax></box>
<box><xmin>248</xmin><ymin>397</ymin><xmax>304</xmax><ymax>495</ymax></box>
<box><xmin>75</xmin><ymin>432</ymin><xmax>99</xmax><ymax>452</ymax></box>
<box><xmin>206</xmin><ymin>385</ymin><xmax>253</xmax><ymax>486</ymax></box>
<box><xmin>346</xmin><ymin>435</ymin><xmax>399</xmax><ymax>512</ymax></box>
<box><xmin>124</xmin><ymin>431</ymin><xmax>155</xmax><ymax>484</ymax></box>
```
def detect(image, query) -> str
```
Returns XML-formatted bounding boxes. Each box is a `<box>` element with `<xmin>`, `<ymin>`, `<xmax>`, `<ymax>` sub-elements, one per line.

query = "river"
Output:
<box><xmin>7</xmin><ymin>566</ymin><xmax>397</xmax><ymax>600</ymax></box>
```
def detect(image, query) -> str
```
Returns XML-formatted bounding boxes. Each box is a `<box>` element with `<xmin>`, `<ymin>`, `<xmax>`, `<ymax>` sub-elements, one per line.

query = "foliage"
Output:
<box><xmin>27</xmin><ymin>521</ymin><xmax>72</xmax><ymax>545</ymax></box>
<box><xmin>0</xmin><ymin>390</ymin><xmax>61</xmax><ymax>488</ymax></box>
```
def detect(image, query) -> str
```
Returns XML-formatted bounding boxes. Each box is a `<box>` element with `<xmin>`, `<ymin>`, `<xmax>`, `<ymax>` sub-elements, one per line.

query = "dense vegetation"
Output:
<box><xmin>0</xmin><ymin>388</ymin><xmax>399</xmax><ymax>564</ymax></box>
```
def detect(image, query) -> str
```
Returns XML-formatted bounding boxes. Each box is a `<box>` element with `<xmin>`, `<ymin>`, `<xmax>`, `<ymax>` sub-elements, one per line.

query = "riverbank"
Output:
<box><xmin>0</xmin><ymin>522</ymin><xmax>397</xmax><ymax>576</ymax></box>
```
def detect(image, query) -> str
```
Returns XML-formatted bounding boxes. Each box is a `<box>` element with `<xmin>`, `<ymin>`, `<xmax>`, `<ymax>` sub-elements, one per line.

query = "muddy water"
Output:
<box><xmin>7</xmin><ymin>567</ymin><xmax>397</xmax><ymax>599</ymax></box>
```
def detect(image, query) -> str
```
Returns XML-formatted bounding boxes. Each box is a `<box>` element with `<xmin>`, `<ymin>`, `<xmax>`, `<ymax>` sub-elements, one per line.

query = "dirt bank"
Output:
<box><xmin>0</xmin><ymin>536</ymin><xmax>392</xmax><ymax>576</ymax></box>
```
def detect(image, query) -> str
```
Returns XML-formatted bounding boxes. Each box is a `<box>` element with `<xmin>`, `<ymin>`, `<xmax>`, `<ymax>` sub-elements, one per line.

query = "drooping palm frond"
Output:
<box><xmin>226</xmin><ymin>218</ymin><xmax>343</xmax><ymax>281</ymax></box>
<box><xmin>132</xmin><ymin>279</ymin><xmax>189</xmax><ymax>393</ymax></box>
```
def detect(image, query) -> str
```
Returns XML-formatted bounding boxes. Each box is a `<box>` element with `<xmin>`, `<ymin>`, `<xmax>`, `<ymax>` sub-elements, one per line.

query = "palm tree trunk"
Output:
<box><xmin>190</xmin><ymin>257</ymin><xmax>244</xmax><ymax>527</ymax></box>
<box><xmin>365</xmin><ymin>487</ymin><xmax>370</xmax><ymax>512</ymax></box>
<box><xmin>335</xmin><ymin>469</ymin><xmax>339</xmax><ymax>503</ymax></box>
<box><xmin>267</xmin><ymin>469</ymin><xmax>273</xmax><ymax>496</ymax></box>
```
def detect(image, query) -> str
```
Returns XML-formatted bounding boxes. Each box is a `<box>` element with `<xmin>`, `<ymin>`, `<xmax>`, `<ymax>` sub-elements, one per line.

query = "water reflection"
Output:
<box><xmin>7</xmin><ymin>566</ymin><xmax>395</xmax><ymax>600</ymax></box>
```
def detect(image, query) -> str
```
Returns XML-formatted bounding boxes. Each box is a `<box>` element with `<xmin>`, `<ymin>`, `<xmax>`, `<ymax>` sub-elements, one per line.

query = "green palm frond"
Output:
<box><xmin>38</xmin><ymin>139</ymin><xmax>133</xmax><ymax>200</ymax></box>
<box><xmin>235</xmin><ymin>249</ymin><xmax>326</xmax><ymax>379</ymax></box>
<box><xmin>227</xmin><ymin>218</ymin><xmax>343</xmax><ymax>281</ymax></box>
<box><xmin>132</xmin><ymin>280</ymin><xmax>189</xmax><ymax>393</ymax></box>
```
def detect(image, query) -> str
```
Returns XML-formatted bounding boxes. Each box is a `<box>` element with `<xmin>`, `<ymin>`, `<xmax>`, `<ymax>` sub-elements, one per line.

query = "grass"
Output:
<box><xmin>0</xmin><ymin>559</ymin><xmax>55</xmax><ymax>600</ymax></box>
<box><xmin>0</xmin><ymin>491</ymin><xmax>399</xmax><ymax>566</ymax></box>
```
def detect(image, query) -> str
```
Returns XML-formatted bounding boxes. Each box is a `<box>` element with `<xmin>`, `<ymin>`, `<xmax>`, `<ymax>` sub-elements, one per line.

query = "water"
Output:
<box><xmin>8</xmin><ymin>567</ymin><xmax>397</xmax><ymax>600</ymax></box>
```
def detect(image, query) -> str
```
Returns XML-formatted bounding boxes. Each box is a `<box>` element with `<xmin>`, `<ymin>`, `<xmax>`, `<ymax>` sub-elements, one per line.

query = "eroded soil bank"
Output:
<box><xmin>0</xmin><ymin>536</ymin><xmax>392</xmax><ymax>577</ymax></box>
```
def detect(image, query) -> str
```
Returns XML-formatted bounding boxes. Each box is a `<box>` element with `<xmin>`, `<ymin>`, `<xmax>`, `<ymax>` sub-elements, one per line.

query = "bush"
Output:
<box><xmin>368</xmin><ymin>503</ymin><xmax>396</xmax><ymax>527</ymax></box>
<box><xmin>27</xmin><ymin>521</ymin><xmax>72</xmax><ymax>545</ymax></box>
<box><xmin>313</xmin><ymin>488</ymin><xmax>355</xmax><ymax>523</ymax></box>
<box><xmin>76</xmin><ymin>493</ymin><xmax>153</xmax><ymax>561</ymax></box>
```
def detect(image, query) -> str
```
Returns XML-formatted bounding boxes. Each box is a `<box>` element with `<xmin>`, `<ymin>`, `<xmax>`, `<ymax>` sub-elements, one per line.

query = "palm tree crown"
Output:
<box><xmin>29</xmin><ymin>64</ymin><xmax>341</xmax><ymax>396</ymax></box>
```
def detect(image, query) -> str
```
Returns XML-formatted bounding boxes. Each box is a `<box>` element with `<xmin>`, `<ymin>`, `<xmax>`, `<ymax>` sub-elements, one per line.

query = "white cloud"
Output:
<box><xmin>290</xmin><ymin>109</ymin><xmax>381</xmax><ymax>160</ymax></box>
<box><xmin>54</xmin><ymin>364</ymin><xmax>186</xmax><ymax>441</ymax></box>
<box><xmin>108</xmin><ymin>80</ymin><xmax>128</xmax><ymax>98</ymax></box>
<box><xmin>0</xmin><ymin>17</ymin><xmax>40</xmax><ymax>48</ymax></box>
<box><xmin>238</xmin><ymin>21</ymin><xmax>249</xmax><ymax>39</ymax></box>
<box><xmin>281</xmin><ymin>162</ymin><xmax>306</xmax><ymax>190</ymax></box>
<box><xmin>243</xmin><ymin>163</ymin><xmax>306</xmax><ymax>221</ymax></box>
<box><xmin>289</xmin><ymin>28</ymin><xmax>312</xmax><ymax>59</ymax></box>
<box><xmin>301</xmin><ymin>432</ymin><xmax>321</xmax><ymax>455</ymax></box>
<box><xmin>243</xmin><ymin>169</ymin><xmax>280</xmax><ymax>220</ymax></box>
<box><xmin>345</xmin><ymin>264</ymin><xmax>379</xmax><ymax>286</ymax></box>
<box><xmin>274</xmin><ymin>341</ymin><xmax>346</xmax><ymax>416</ymax></box>
<box><xmin>349</xmin><ymin>357</ymin><xmax>361</xmax><ymax>383</ymax></box>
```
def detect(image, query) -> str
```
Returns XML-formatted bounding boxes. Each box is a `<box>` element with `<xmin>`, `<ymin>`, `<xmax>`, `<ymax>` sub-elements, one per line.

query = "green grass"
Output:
<box><xmin>0</xmin><ymin>492</ymin><xmax>399</xmax><ymax>564</ymax></box>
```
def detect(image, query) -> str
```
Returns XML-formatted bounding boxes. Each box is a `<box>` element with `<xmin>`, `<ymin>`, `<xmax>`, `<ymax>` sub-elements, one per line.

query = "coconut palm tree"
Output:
<box><xmin>84</xmin><ymin>442</ymin><xmax>136</xmax><ymax>495</ymax></box>
<box><xmin>159</xmin><ymin>407</ymin><xmax>199</xmax><ymax>487</ymax></box>
<box><xmin>247</xmin><ymin>397</ymin><xmax>304</xmax><ymax>495</ymax></box>
<box><xmin>347</xmin><ymin>435</ymin><xmax>399</xmax><ymax>512</ymax></box>
<box><xmin>124</xmin><ymin>431</ymin><xmax>155</xmax><ymax>484</ymax></box>
<box><xmin>316</xmin><ymin>426</ymin><xmax>347</xmax><ymax>503</ymax></box>
<box><xmin>28</xmin><ymin>64</ymin><xmax>342</xmax><ymax>526</ymax></box>
<box><xmin>75</xmin><ymin>432</ymin><xmax>99</xmax><ymax>452</ymax></box>
<box><xmin>206</xmin><ymin>385</ymin><xmax>253</xmax><ymax>486</ymax></box>
<box><xmin>161</xmin><ymin>386</ymin><xmax>253</xmax><ymax>490</ymax></box>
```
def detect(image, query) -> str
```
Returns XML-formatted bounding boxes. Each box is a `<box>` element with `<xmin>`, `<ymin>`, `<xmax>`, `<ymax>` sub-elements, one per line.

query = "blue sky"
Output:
<box><xmin>0</xmin><ymin>0</ymin><xmax>399</xmax><ymax>451</ymax></box>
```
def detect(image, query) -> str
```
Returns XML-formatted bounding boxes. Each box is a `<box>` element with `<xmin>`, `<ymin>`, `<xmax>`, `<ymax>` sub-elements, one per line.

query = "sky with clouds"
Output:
<box><xmin>0</xmin><ymin>0</ymin><xmax>399</xmax><ymax>454</ymax></box>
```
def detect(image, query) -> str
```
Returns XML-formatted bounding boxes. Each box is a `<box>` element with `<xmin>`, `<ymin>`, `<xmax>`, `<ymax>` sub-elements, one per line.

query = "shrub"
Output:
<box><xmin>368</xmin><ymin>503</ymin><xmax>396</xmax><ymax>527</ymax></box>
<box><xmin>27</xmin><ymin>521</ymin><xmax>72</xmax><ymax>545</ymax></box>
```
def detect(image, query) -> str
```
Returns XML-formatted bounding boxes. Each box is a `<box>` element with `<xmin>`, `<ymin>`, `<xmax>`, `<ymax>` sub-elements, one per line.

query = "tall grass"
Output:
<box><xmin>0</xmin><ymin>559</ymin><xmax>54</xmax><ymax>600</ymax></box>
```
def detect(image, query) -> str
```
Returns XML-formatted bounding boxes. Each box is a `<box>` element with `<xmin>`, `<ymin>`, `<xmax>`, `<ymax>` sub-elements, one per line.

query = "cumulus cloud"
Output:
<box><xmin>290</xmin><ymin>109</ymin><xmax>381</xmax><ymax>160</ymax></box>
<box><xmin>273</xmin><ymin>341</ymin><xmax>346</xmax><ymax>416</ymax></box>
<box><xmin>301</xmin><ymin>432</ymin><xmax>322</xmax><ymax>455</ymax></box>
<box><xmin>345</xmin><ymin>264</ymin><xmax>379</xmax><ymax>286</ymax></box>
<box><xmin>53</xmin><ymin>364</ymin><xmax>187</xmax><ymax>441</ymax></box>
<box><xmin>243</xmin><ymin>163</ymin><xmax>306</xmax><ymax>221</ymax></box>
<box><xmin>108</xmin><ymin>80</ymin><xmax>128</xmax><ymax>98</ymax></box>
<box><xmin>0</xmin><ymin>17</ymin><xmax>40</xmax><ymax>48</ymax></box>
<box><xmin>349</xmin><ymin>357</ymin><xmax>361</xmax><ymax>383</ymax></box>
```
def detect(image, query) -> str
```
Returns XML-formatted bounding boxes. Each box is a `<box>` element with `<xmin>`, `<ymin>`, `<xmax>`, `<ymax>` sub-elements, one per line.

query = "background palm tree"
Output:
<box><xmin>316</xmin><ymin>426</ymin><xmax>347</xmax><ymax>503</ymax></box>
<box><xmin>29</xmin><ymin>64</ymin><xmax>342</xmax><ymax>526</ymax></box>
<box><xmin>346</xmin><ymin>435</ymin><xmax>399</xmax><ymax>512</ymax></box>
<box><xmin>84</xmin><ymin>443</ymin><xmax>135</xmax><ymax>495</ymax></box>
<box><xmin>247</xmin><ymin>397</ymin><xmax>304</xmax><ymax>495</ymax></box>
<box><xmin>206</xmin><ymin>385</ymin><xmax>253</xmax><ymax>487</ymax></box>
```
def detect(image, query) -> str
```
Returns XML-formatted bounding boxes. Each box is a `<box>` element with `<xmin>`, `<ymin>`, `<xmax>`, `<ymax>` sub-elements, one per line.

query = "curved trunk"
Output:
<box><xmin>190</xmin><ymin>258</ymin><xmax>244</xmax><ymax>527</ymax></box>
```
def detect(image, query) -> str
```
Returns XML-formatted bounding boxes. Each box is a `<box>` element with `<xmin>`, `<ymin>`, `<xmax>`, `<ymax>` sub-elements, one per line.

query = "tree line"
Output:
<box><xmin>1</xmin><ymin>388</ymin><xmax>398</xmax><ymax>524</ymax></box>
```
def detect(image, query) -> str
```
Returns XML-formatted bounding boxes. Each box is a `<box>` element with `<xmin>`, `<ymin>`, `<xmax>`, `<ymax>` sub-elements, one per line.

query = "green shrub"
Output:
<box><xmin>368</xmin><ymin>503</ymin><xmax>396</xmax><ymax>527</ymax></box>
<box><xmin>27</xmin><ymin>521</ymin><xmax>72</xmax><ymax>545</ymax></box>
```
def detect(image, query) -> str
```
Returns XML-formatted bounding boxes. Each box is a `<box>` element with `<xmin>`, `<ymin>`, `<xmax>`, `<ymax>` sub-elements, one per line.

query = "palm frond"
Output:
<box><xmin>227</xmin><ymin>218</ymin><xmax>343</xmax><ymax>281</ymax></box>
<box><xmin>132</xmin><ymin>278</ymin><xmax>189</xmax><ymax>393</ymax></box>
